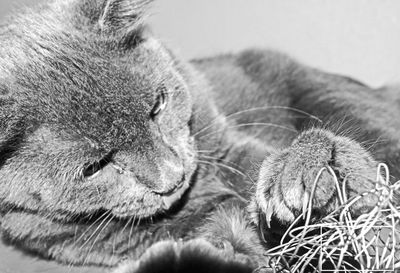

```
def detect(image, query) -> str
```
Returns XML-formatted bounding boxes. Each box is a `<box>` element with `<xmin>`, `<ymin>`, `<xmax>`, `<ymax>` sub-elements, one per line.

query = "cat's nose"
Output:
<box><xmin>152</xmin><ymin>174</ymin><xmax>185</xmax><ymax>195</ymax></box>
<box><xmin>152</xmin><ymin>160</ymin><xmax>186</xmax><ymax>194</ymax></box>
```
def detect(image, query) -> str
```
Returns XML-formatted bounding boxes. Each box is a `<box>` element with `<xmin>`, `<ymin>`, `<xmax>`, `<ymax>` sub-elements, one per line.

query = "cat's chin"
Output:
<box><xmin>111</xmin><ymin>180</ymin><xmax>191</xmax><ymax>219</ymax></box>
<box><xmin>160</xmin><ymin>178</ymin><xmax>191</xmax><ymax>209</ymax></box>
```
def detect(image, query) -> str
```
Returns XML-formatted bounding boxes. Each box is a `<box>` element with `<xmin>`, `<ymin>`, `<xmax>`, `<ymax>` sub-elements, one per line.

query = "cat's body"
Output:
<box><xmin>0</xmin><ymin>1</ymin><xmax>399</xmax><ymax>272</ymax></box>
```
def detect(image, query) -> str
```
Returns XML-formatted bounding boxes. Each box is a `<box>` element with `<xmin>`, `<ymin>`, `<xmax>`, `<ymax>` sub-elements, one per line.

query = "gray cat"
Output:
<box><xmin>0</xmin><ymin>0</ymin><xmax>399</xmax><ymax>272</ymax></box>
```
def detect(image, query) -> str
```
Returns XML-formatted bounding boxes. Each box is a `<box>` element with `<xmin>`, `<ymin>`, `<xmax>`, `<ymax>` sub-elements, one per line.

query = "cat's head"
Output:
<box><xmin>0</xmin><ymin>0</ymin><xmax>196</xmax><ymax>219</ymax></box>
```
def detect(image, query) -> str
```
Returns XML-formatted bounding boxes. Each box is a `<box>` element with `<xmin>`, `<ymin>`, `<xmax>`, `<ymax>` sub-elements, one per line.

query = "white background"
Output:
<box><xmin>1</xmin><ymin>0</ymin><xmax>400</xmax><ymax>87</ymax></box>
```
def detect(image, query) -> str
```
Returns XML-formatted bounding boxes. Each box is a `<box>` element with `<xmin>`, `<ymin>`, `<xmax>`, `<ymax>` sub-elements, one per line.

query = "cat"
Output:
<box><xmin>0</xmin><ymin>0</ymin><xmax>399</xmax><ymax>272</ymax></box>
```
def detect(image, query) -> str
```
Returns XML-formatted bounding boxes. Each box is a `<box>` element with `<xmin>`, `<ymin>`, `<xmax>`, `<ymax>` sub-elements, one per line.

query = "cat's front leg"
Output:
<box><xmin>251</xmin><ymin>128</ymin><xmax>400</xmax><ymax>271</ymax></box>
<box><xmin>251</xmin><ymin>128</ymin><xmax>381</xmax><ymax>242</ymax></box>
<box><xmin>113</xmin><ymin>239</ymin><xmax>255</xmax><ymax>273</ymax></box>
<box><xmin>113</xmin><ymin>205</ymin><xmax>270</xmax><ymax>273</ymax></box>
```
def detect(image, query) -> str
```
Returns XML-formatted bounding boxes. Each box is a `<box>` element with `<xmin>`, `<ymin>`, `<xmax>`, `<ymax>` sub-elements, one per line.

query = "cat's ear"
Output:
<box><xmin>98</xmin><ymin>0</ymin><xmax>152</xmax><ymax>42</ymax></box>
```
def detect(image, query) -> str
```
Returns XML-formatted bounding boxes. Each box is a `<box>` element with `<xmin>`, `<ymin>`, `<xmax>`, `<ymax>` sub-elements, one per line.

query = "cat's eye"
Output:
<box><xmin>82</xmin><ymin>150</ymin><xmax>115</xmax><ymax>178</ymax></box>
<box><xmin>150</xmin><ymin>91</ymin><xmax>167</xmax><ymax>119</ymax></box>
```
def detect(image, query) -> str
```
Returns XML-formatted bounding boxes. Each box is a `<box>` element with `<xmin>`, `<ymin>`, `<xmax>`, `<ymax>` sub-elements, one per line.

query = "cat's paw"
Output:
<box><xmin>112</xmin><ymin>239</ymin><xmax>255</xmax><ymax>273</ymax></box>
<box><xmin>251</xmin><ymin>128</ymin><xmax>380</xmax><ymax>244</ymax></box>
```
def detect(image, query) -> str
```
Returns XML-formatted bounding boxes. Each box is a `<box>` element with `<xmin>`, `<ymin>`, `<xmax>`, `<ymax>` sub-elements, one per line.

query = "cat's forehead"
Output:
<box><xmin>17</xmin><ymin>43</ymin><xmax>149</xmax><ymax>104</ymax></box>
<box><xmin>1</xmin><ymin>35</ymin><xmax>172</xmax><ymax>149</ymax></box>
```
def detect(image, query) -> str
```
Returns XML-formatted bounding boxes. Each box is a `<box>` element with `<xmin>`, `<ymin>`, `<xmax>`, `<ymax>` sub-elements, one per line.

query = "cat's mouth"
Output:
<box><xmin>159</xmin><ymin>176</ymin><xmax>190</xmax><ymax>210</ymax></box>
<box><xmin>109</xmin><ymin>173</ymin><xmax>192</xmax><ymax>219</ymax></box>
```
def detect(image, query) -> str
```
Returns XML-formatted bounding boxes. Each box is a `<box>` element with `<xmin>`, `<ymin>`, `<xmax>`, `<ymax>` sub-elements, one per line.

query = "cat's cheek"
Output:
<box><xmin>38</xmin><ymin>163</ymin><xmax>162</xmax><ymax>218</ymax></box>
<box><xmin>97</xmin><ymin>166</ymin><xmax>164</xmax><ymax>218</ymax></box>
<box><xmin>110</xmin><ymin>193</ymin><xmax>162</xmax><ymax>218</ymax></box>
<box><xmin>162</xmin><ymin>126</ymin><xmax>196</xmax><ymax>179</ymax></box>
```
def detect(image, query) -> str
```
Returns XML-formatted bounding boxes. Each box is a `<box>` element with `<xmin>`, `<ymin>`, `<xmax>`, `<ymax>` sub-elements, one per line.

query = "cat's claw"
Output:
<box><xmin>264</xmin><ymin>199</ymin><xmax>273</xmax><ymax>229</ymax></box>
<box><xmin>302</xmin><ymin>190</ymin><xmax>310</xmax><ymax>220</ymax></box>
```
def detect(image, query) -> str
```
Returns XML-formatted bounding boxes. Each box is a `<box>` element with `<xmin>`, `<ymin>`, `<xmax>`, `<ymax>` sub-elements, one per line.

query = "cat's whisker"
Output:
<box><xmin>196</xmin><ymin>160</ymin><xmax>234</xmax><ymax>187</ymax></box>
<box><xmin>136</xmin><ymin>216</ymin><xmax>142</xmax><ymax>228</ymax></box>
<box><xmin>201</xmin><ymin>154</ymin><xmax>261</xmax><ymax>188</ymax></box>
<box><xmin>128</xmin><ymin>215</ymin><xmax>137</xmax><ymax>249</ymax></box>
<box><xmin>194</xmin><ymin>149</ymin><xmax>215</xmax><ymax>154</ymax></box>
<box><xmin>119</xmin><ymin>216</ymin><xmax>134</xmax><ymax>240</ymax></box>
<box><xmin>82</xmin><ymin>214</ymin><xmax>115</xmax><ymax>266</ymax></box>
<box><xmin>224</xmin><ymin>106</ymin><xmax>322</xmax><ymax>123</ymax></box>
<box><xmin>192</xmin><ymin>105</ymin><xmax>320</xmax><ymax>138</ymax></box>
<box><xmin>198</xmin><ymin>122</ymin><xmax>298</xmax><ymax>140</ymax></box>
<box><xmin>330</xmin><ymin>114</ymin><xmax>351</xmax><ymax>136</ymax></box>
<box><xmin>329</xmin><ymin>116</ymin><xmax>362</xmax><ymax>140</ymax></box>
<box><xmin>73</xmin><ymin>210</ymin><xmax>110</xmax><ymax>247</ymax></box>
<box><xmin>3</xmin><ymin>204</ymin><xmax>17</xmax><ymax>217</ymax></box>
<box><xmin>199</xmin><ymin>154</ymin><xmax>244</xmax><ymax>169</ymax></box>
<box><xmin>360</xmin><ymin>136</ymin><xmax>388</xmax><ymax>152</ymax></box>
<box><xmin>67</xmin><ymin>212</ymin><xmax>112</xmax><ymax>269</ymax></box>
<box><xmin>110</xmin><ymin>219</ymin><xmax>120</xmax><ymax>267</ymax></box>
<box><xmin>73</xmin><ymin>225</ymin><xmax>79</xmax><ymax>246</ymax></box>
<box><xmin>78</xmin><ymin>212</ymin><xmax>112</xmax><ymax>251</ymax></box>
<box><xmin>196</xmin><ymin>159</ymin><xmax>246</xmax><ymax>178</ymax></box>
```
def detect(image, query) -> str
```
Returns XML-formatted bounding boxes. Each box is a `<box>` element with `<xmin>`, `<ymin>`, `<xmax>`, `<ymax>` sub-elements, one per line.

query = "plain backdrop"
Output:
<box><xmin>0</xmin><ymin>0</ymin><xmax>400</xmax><ymax>87</ymax></box>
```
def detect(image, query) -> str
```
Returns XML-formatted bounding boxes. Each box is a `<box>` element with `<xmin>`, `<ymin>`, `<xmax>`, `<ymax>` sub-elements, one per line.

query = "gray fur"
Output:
<box><xmin>0</xmin><ymin>0</ymin><xmax>399</xmax><ymax>272</ymax></box>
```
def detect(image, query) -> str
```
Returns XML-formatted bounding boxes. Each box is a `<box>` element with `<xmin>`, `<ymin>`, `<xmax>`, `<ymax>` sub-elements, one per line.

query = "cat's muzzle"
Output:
<box><xmin>159</xmin><ymin>175</ymin><xmax>190</xmax><ymax>210</ymax></box>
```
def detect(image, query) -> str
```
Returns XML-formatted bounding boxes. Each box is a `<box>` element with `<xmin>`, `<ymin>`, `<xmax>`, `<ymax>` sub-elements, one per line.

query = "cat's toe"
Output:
<box><xmin>251</xmin><ymin>128</ymin><xmax>381</xmax><ymax>244</ymax></box>
<box><xmin>113</xmin><ymin>239</ymin><xmax>254</xmax><ymax>273</ymax></box>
